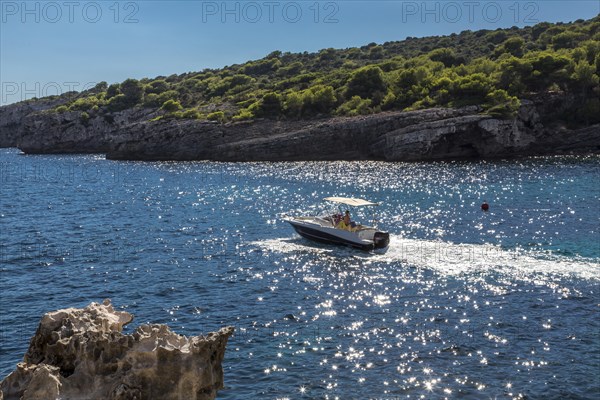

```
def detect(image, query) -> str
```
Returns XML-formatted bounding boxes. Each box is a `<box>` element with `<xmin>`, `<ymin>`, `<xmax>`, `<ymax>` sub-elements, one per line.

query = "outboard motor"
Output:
<box><xmin>373</xmin><ymin>232</ymin><xmax>390</xmax><ymax>249</ymax></box>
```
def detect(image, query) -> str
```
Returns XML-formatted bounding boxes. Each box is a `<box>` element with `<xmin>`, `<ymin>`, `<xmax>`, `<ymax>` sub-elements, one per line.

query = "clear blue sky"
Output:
<box><xmin>1</xmin><ymin>0</ymin><xmax>599</xmax><ymax>105</ymax></box>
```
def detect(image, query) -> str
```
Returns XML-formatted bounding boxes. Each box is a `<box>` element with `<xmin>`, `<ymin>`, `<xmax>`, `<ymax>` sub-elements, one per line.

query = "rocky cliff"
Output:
<box><xmin>1</xmin><ymin>94</ymin><xmax>598</xmax><ymax>161</ymax></box>
<box><xmin>0</xmin><ymin>97</ymin><xmax>69</xmax><ymax>148</ymax></box>
<box><xmin>0</xmin><ymin>300</ymin><xmax>234</xmax><ymax>400</ymax></box>
<box><xmin>8</xmin><ymin>107</ymin><xmax>156</xmax><ymax>154</ymax></box>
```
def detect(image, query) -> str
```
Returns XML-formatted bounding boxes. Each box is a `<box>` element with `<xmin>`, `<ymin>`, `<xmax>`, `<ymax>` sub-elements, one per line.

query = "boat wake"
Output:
<box><xmin>249</xmin><ymin>235</ymin><xmax>600</xmax><ymax>280</ymax></box>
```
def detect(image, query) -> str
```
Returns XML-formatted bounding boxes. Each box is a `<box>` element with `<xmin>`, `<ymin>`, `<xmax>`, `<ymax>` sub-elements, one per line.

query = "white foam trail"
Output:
<box><xmin>250</xmin><ymin>235</ymin><xmax>600</xmax><ymax>280</ymax></box>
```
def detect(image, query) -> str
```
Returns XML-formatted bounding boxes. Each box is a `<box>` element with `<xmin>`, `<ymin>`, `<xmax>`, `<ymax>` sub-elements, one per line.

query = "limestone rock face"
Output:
<box><xmin>0</xmin><ymin>97</ymin><xmax>70</xmax><ymax>148</ymax></box>
<box><xmin>105</xmin><ymin>103</ymin><xmax>599</xmax><ymax>162</ymax></box>
<box><xmin>16</xmin><ymin>108</ymin><xmax>156</xmax><ymax>154</ymax></box>
<box><xmin>1</xmin><ymin>92</ymin><xmax>599</xmax><ymax>160</ymax></box>
<box><xmin>107</xmin><ymin>107</ymin><xmax>486</xmax><ymax>161</ymax></box>
<box><xmin>0</xmin><ymin>300</ymin><xmax>234</xmax><ymax>400</ymax></box>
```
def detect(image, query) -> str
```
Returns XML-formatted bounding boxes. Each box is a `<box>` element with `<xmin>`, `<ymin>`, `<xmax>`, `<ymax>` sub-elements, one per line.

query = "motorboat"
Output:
<box><xmin>284</xmin><ymin>197</ymin><xmax>390</xmax><ymax>251</ymax></box>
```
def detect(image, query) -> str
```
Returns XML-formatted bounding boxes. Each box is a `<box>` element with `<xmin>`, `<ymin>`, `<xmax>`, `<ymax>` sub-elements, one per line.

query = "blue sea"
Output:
<box><xmin>0</xmin><ymin>148</ymin><xmax>599</xmax><ymax>399</ymax></box>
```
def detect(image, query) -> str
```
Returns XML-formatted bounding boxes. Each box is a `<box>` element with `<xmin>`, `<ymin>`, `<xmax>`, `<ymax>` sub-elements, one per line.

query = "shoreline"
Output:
<box><xmin>2</xmin><ymin>95</ymin><xmax>599</xmax><ymax>162</ymax></box>
<box><xmin>3</xmin><ymin>146</ymin><xmax>599</xmax><ymax>163</ymax></box>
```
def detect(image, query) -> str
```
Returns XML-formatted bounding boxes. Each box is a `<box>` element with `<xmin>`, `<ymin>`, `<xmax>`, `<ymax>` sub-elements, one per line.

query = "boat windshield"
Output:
<box><xmin>321</xmin><ymin>204</ymin><xmax>376</xmax><ymax>229</ymax></box>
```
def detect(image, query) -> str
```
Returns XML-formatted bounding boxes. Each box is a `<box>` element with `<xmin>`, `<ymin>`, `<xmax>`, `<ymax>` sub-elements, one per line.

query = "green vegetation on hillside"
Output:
<box><xmin>55</xmin><ymin>16</ymin><xmax>600</xmax><ymax>124</ymax></box>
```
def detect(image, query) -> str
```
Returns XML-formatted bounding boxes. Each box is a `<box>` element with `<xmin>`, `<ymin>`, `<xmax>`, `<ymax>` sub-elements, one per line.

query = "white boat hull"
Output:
<box><xmin>285</xmin><ymin>216</ymin><xmax>389</xmax><ymax>251</ymax></box>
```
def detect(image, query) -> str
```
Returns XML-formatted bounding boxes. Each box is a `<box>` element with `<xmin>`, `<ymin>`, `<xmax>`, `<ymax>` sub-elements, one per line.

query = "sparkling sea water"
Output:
<box><xmin>0</xmin><ymin>148</ymin><xmax>599</xmax><ymax>399</ymax></box>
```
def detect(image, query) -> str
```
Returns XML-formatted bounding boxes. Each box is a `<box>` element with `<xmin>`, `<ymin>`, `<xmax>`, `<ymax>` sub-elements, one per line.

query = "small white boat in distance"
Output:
<box><xmin>284</xmin><ymin>197</ymin><xmax>390</xmax><ymax>251</ymax></box>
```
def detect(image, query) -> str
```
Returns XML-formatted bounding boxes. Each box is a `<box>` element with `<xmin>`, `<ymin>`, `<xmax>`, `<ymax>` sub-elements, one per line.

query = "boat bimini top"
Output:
<box><xmin>323</xmin><ymin>197</ymin><xmax>380</xmax><ymax>207</ymax></box>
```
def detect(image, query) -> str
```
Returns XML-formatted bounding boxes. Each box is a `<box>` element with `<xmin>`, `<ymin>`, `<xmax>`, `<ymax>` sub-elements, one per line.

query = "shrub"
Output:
<box><xmin>552</xmin><ymin>31</ymin><xmax>586</xmax><ymax>50</ymax></box>
<box><xmin>381</xmin><ymin>91</ymin><xmax>397</xmax><ymax>110</ymax></box>
<box><xmin>369</xmin><ymin>45</ymin><xmax>385</xmax><ymax>60</ymax></box>
<box><xmin>408</xmin><ymin>95</ymin><xmax>436</xmax><ymax>110</ymax></box>
<box><xmin>570</xmin><ymin>60</ymin><xmax>599</xmax><ymax>92</ymax></box>
<box><xmin>346</xmin><ymin>66</ymin><xmax>387</xmax><ymax>102</ymax></box>
<box><xmin>181</xmin><ymin>109</ymin><xmax>202</xmax><ymax>119</ymax></box>
<box><xmin>229</xmin><ymin>74</ymin><xmax>253</xmax><ymax>87</ymax></box>
<box><xmin>157</xmin><ymin>90</ymin><xmax>179</xmax><ymax>104</ymax></box>
<box><xmin>255</xmin><ymin>92</ymin><xmax>282</xmax><ymax>117</ymax></box>
<box><xmin>106</xmin><ymin>83</ymin><xmax>121</xmax><ymax>99</ymax></box>
<box><xmin>106</xmin><ymin>94</ymin><xmax>129</xmax><ymax>112</ymax></box>
<box><xmin>392</xmin><ymin>67</ymin><xmax>431</xmax><ymax>90</ymax></box>
<box><xmin>68</xmin><ymin>96</ymin><xmax>100</xmax><ymax>111</ymax></box>
<box><xmin>485</xmin><ymin>89</ymin><xmax>521</xmax><ymax>118</ymax></box>
<box><xmin>90</xmin><ymin>81</ymin><xmax>108</xmax><ymax>94</ymax></box>
<box><xmin>161</xmin><ymin>99</ymin><xmax>183</xmax><ymax>112</ymax></box>
<box><xmin>243</xmin><ymin>58</ymin><xmax>281</xmax><ymax>75</ymax></box>
<box><xmin>267</xmin><ymin>50</ymin><xmax>282</xmax><ymax>59</ymax></box>
<box><xmin>55</xmin><ymin>105</ymin><xmax>68</xmax><ymax>113</ymax></box>
<box><xmin>500</xmin><ymin>37</ymin><xmax>525</xmax><ymax>57</ymax></box>
<box><xmin>486</xmin><ymin>30</ymin><xmax>508</xmax><ymax>44</ymax></box>
<box><xmin>283</xmin><ymin>91</ymin><xmax>303</xmax><ymax>118</ymax></box>
<box><xmin>232</xmin><ymin>108</ymin><xmax>255</xmax><ymax>121</ymax></box>
<box><xmin>303</xmin><ymin>85</ymin><xmax>337</xmax><ymax>114</ymax></box>
<box><xmin>278</xmin><ymin>62</ymin><xmax>303</xmax><ymax>77</ymax></box>
<box><xmin>428</xmin><ymin>48</ymin><xmax>460</xmax><ymax>67</ymax></box>
<box><xmin>526</xmin><ymin>52</ymin><xmax>571</xmax><ymax>91</ymax></box>
<box><xmin>336</xmin><ymin>96</ymin><xmax>372</xmax><ymax>116</ymax></box>
<box><xmin>120</xmin><ymin>78</ymin><xmax>144</xmax><ymax>105</ymax></box>
<box><xmin>143</xmin><ymin>93</ymin><xmax>161</xmax><ymax>108</ymax></box>
<box><xmin>449</xmin><ymin>73</ymin><xmax>494</xmax><ymax>106</ymax></box>
<box><xmin>497</xmin><ymin>56</ymin><xmax>533</xmax><ymax>95</ymax></box>
<box><xmin>207</xmin><ymin>111</ymin><xmax>226</xmax><ymax>123</ymax></box>
<box><xmin>146</xmin><ymin>79</ymin><xmax>169</xmax><ymax>94</ymax></box>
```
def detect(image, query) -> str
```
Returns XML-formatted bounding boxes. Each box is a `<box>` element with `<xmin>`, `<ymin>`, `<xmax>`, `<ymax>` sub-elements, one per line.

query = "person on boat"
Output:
<box><xmin>343</xmin><ymin>210</ymin><xmax>351</xmax><ymax>226</ymax></box>
<box><xmin>336</xmin><ymin>210</ymin><xmax>349</xmax><ymax>230</ymax></box>
<box><xmin>332</xmin><ymin>213</ymin><xmax>342</xmax><ymax>226</ymax></box>
<box><xmin>337</xmin><ymin>210</ymin><xmax>357</xmax><ymax>231</ymax></box>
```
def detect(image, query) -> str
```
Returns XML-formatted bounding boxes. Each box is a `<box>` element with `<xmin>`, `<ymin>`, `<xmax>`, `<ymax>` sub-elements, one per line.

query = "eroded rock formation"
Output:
<box><xmin>0</xmin><ymin>300</ymin><xmax>234</xmax><ymax>400</ymax></box>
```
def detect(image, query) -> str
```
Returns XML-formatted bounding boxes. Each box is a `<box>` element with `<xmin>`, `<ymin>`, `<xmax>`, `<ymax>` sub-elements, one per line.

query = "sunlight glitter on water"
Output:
<box><xmin>1</xmin><ymin>151</ymin><xmax>598</xmax><ymax>398</ymax></box>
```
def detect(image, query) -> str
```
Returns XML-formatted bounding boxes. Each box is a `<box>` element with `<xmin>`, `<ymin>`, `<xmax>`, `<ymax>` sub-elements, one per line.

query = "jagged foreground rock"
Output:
<box><xmin>0</xmin><ymin>300</ymin><xmax>234</xmax><ymax>400</ymax></box>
